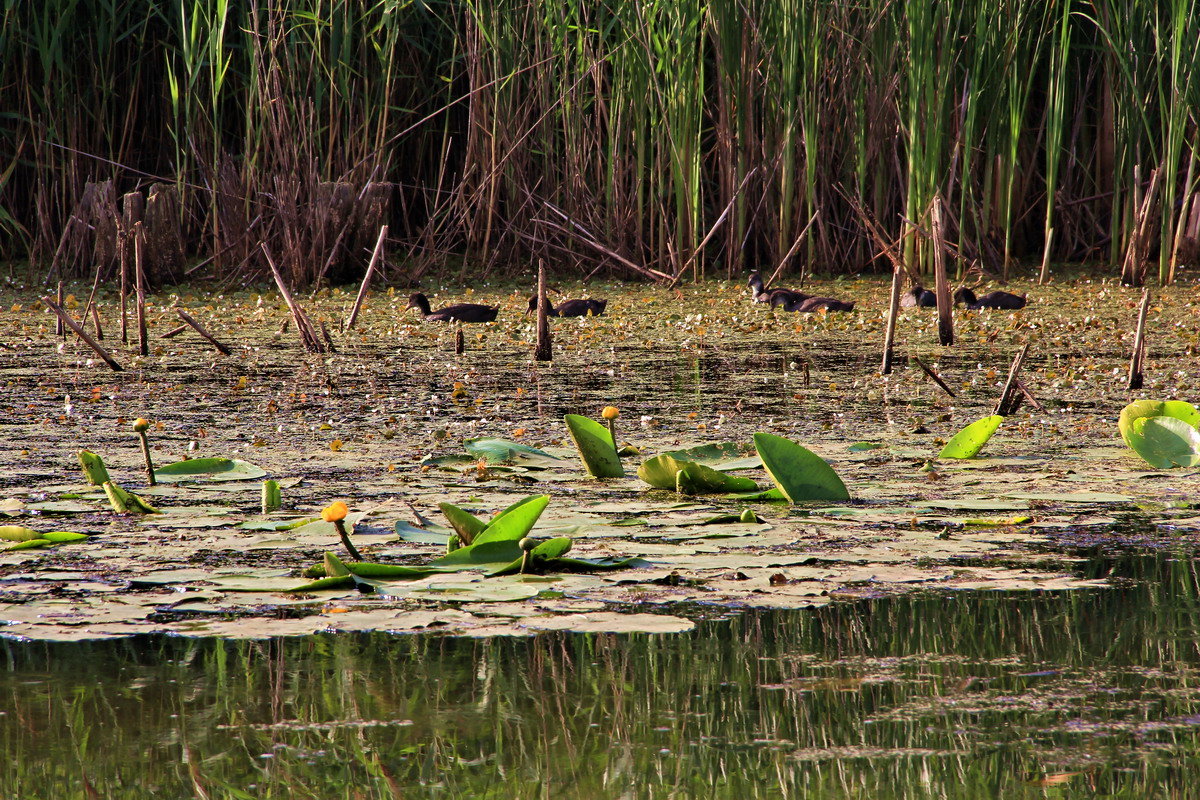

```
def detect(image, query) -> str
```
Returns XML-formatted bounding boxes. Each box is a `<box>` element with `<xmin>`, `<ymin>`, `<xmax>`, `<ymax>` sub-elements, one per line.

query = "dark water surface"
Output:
<box><xmin>4</xmin><ymin>554</ymin><xmax>1200</xmax><ymax>799</ymax></box>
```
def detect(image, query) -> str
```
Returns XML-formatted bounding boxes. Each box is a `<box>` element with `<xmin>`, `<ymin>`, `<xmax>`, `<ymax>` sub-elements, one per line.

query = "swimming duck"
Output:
<box><xmin>526</xmin><ymin>296</ymin><xmax>608</xmax><ymax>317</ymax></box>
<box><xmin>406</xmin><ymin>292</ymin><xmax>499</xmax><ymax>323</ymax></box>
<box><xmin>954</xmin><ymin>287</ymin><xmax>1026</xmax><ymax>310</ymax></box>
<box><xmin>783</xmin><ymin>294</ymin><xmax>856</xmax><ymax>313</ymax></box>
<box><xmin>748</xmin><ymin>271</ymin><xmax>768</xmax><ymax>302</ymax></box>
<box><xmin>900</xmin><ymin>286</ymin><xmax>938</xmax><ymax>308</ymax></box>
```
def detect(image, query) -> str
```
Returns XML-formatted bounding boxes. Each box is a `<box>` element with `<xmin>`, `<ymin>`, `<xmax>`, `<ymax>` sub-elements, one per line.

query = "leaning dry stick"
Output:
<box><xmin>1128</xmin><ymin>289</ymin><xmax>1151</xmax><ymax>390</ymax></box>
<box><xmin>41</xmin><ymin>296</ymin><xmax>123</xmax><ymax>371</ymax></box>
<box><xmin>911</xmin><ymin>356</ymin><xmax>956</xmax><ymax>397</ymax></box>
<box><xmin>175</xmin><ymin>307</ymin><xmax>232</xmax><ymax>355</ymax></box>
<box><xmin>262</xmin><ymin>244</ymin><xmax>326</xmax><ymax>353</ymax></box>
<box><xmin>763</xmin><ymin>210</ymin><xmax>820</xmax><ymax>290</ymax></box>
<box><xmin>995</xmin><ymin>343</ymin><xmax>1031</xmax><ymax>416</ymax></box>
<box><xmin>344</xmin><ymin>225</ymin><xmax>388</xmax><ymax>331</ymax></box>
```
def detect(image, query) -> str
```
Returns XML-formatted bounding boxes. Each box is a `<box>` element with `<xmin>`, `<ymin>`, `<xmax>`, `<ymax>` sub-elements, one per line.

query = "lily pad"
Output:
<box><xmin>939</xmin><ymin>415</ymin><xmax>1004</xmax><ymax>459</ymax></box>
<box><xmin>1125</xmin><ymin>415</ymin><xmax>1200</xmax><ymax>469</ymax></box>
<box><xmin>1119</xmin><ymin>400</ymin><xmax>1200</xmax><ymax>448</ymax></box>
<box><xmin>637</xmin><ymin>454</ymin><xmax>758</xmax><ymax>494</ymax></box>
<box><xmin>463</xmin><ymin>437</ymin><xmax>570</xmax><ymax>469</ymax></box>
<box><xmin>439</xmin><ymin>502</ymin><xmax>487</xmax><ymax>544</ymax></box>
<box><xmin>154</xmin><ymin>457</ymin><xmax>267</xmax><ymax>482</ymax></box>
<box><xmin>564</xmin><ymin>414</ymin><xmax>624</xmax><ymax>478</ymax></box>
<box><xmin>753</xmin><ymin>433</ymin><xmax>850</xmax><ymax>502</ymax></box>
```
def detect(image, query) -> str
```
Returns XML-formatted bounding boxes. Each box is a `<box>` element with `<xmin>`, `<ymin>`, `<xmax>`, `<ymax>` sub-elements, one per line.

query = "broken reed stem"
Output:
<box><xmin>160</xmin><ymin>324</ymin><xmax>188</xmax><ymax>338</ymax></box>
<box><xmin>55</xmin><ymin>281</ymin><xmax>64</xmax><ymax>336</ymax></box>
<box><xmin>931</xmin><ymin>198</ymin><xmax>953</xmax><ymax>346</ymax></box>
<box><xmin>995</xmin><ymin>343</ymin><xmax>1031</xmax><ymax>416</ymax></box>
<box><xmin>344</xmin><ymin>225</ymin><xmax>387</xmax><ymax>331</ymax></box>
<box><xmin>454</xmin><ymin>323</ymin><xmax>465</xmax><ymax>355</ymax></box>
<box><xmin>119</xmin><ymin>229</ymin><xmax>129</xmax><ymax>344</ymax></box>
<box><xmin>175</xmin><ymin>307</ymin><xmax>231</xmax><ymax>354</ymax></box>
<box><xmin>1128</xmin><ymin>289</ymin><xmax>1151</xmax><ymax>390</ymax></box>
<box><xmin>82</xmin><ymin>261</ymin><xmax>106</xmax><ymax>337</ymax></box>
<box><xmin>90</xmin><ymin>303</ymin><xmax>104</xmax><ymax>340</ymax></box>
<box><xmin>134</xmin><ymin>222</ymin><xmax>148</xmax><ymax>356</ymax></box>
<box><xmin>41</xmin><ymin>296</ymin><xmax>123</xmax><ymax>371</ymax></box>
<box><xmin>262</xmin><ymin>243</ymin><xmax>326</xmax><ymax>353</ymax></box>
<box><xmin>1014</xmin><ymin>379</ymin><xmax>1046</xmax><ymax>412</ymax></box>
<box><xmin>534</xmin><ymin>259</ymin><xmax>552</xmax><ymax>361</ymax></box>
<box><xmin>1038</xmin><ymin>227</ymin><xmax>1054</xmax><ymax>285</ymax></box>
<box><xmin>911</xmin><ymin>356</ymin><xmax>956</xmax><ymax>397</ymax></box>
<box><xmin>881</xmin><ymin>262</ymin><xmax>903</xmax><ymax>375</ymax></box>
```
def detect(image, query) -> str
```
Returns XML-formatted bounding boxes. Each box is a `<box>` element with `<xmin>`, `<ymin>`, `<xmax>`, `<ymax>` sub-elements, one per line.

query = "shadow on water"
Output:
<box><xmin>5</xmin><ymin>553</ymin><xmax>1200</xmax><ymax>798</ymax></box>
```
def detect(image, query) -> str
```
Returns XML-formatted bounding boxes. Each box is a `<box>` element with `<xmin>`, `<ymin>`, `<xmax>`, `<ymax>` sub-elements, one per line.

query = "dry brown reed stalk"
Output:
<box><xmin>1128</xmin><ymin>290</ymin><xmax>1151</xmax><ymax>390</ymax></box>
<box><xmin>1120</xmin><ymin>168</ymin><xmax>1162</xmax><ymax>287</ymax></box>
<box><xmin>262</xmin><ymin>244</ymin><xmax>326</xmax><ymax>354</ymax></box>
<box><xmin>41</xmin><ymin>296</ymin><xmax>123</xmax><ymax>372</ymax></box>
<box><xmin>931</xmin><ymin>198</ymin><xmax>953</xmax><ymax>346</ymax></box>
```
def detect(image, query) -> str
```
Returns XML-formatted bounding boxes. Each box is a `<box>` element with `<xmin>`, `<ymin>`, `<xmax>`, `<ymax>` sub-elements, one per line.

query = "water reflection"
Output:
<box><xmin>4</xmin><ymin>554</ymin><xmax>1200</xmax><ymax>798</ymax></box>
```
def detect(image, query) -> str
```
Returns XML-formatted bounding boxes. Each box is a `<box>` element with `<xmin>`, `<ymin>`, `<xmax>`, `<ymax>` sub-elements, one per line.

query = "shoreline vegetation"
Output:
<box><xmin>3</xmin><ymin>1</ymin><xmax>1200</xmax><ymax>287</ymax></box>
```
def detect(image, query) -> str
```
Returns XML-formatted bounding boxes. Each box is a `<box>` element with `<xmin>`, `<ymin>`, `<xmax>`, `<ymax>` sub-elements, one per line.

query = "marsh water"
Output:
<box><xmin>3</xmin><ymin>552</ymin><xmax>1200</xmax><ymax>799</ymax></box>
<box><xmin>5</xmin><ymin>274</ymin><xmax>1200</xmax><ymax>796</ymax></box>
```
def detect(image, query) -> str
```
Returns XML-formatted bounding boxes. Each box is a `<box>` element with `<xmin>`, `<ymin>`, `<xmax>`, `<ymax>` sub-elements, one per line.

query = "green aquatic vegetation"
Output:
<box><xmin>154</xmin><ymin>457</ymin><xmax>267</xmax><ymax>482</ymax></box>
<box><xmin>0</xmin><ymin>526</ymin><xmax>88</xmax><ymax>551</ymax></box>
<box><xmin>753</xmin><ymin>433</ymin><xmax>850</xmax><ymax>503</ymax></box>
<box><xmin>76</xmin><ymin>449</ymin><xmax>110</xmax><ymax>485</ymax></box>
<box><xmin>565</xmin><ymin>413</ymin><xmax>624</xmax><ymax>478</ymax></box>
<box><xmin>939</xmin><ymin>415</ymin><xmax>1004</xmax><ymax>459</ymax></box>
<box><xmin>102</xmin><ymin>481</ymin><xmax>160</xmax><ymax>515</ymax></box>
<box><xmin>1119</xmin><ymin>400</ymin><xmax>1200</xmax><ymax>468</ymax></box>
<box><xmin>462</xmin><ymin>437</ymin><xmax>571</xmax><ymax>468</ymax></box>
<box><xmin>638</xmin><ymin>453</ymin><xmax>760</xmax><ymax>494</ymax></box>
<box><xmin>261</xmin><ymin>479</ymin><xmax>281</xmax><ymax>513</ymax></box>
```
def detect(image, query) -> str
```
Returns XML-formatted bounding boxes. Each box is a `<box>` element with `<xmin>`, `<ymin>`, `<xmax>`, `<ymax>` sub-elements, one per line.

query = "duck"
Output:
<box><xmin>954</xmin><ymin>287</ymin><xmax>1027</xmax><ymax>310</ymax></box>
<box><xmin>406</xmin><ymin>292</ymin><xmax>499</xmax><ymax>323</ymax></box>
<box><xmin>748</xmin><ymin>271</ymin><xmax>768</xmax><ymax>302</ymax></box>
<box><xmin>900</xmin><ymin>286</ymin><xmax>938</xmax><ymax>308</ymax></box>
<box><xmin>526</xmin><ymin>296</ymin><xmax>608</xmax><ymax>317</ymax></box>
<box><xmin>783</xmin><ymin>294</ymin><xmax>856</xmax><ymax>313</ymax></box>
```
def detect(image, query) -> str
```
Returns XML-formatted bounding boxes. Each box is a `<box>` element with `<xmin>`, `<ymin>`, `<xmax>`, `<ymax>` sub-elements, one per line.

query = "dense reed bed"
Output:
<box><xmin>3</xmin><ymin>0</ymin><xmax>1200</xmax><ymax>285</ymax></box>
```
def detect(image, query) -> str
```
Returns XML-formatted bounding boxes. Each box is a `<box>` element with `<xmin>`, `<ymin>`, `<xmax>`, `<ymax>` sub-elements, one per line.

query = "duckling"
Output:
<box><xmin>526</xmin><ymin>296</ymin><xmax>608</xmax><ymax>317</ymax></box>
<box><xmin>954</xmin><ymin>287</ymin><xmax>1027</xmax><ymax>310</ymax></box>
<box><xmin>407</xmin><ymin>292</ymin><xmax>499</xmax><ymax>323</ymax></box>
<box><xmin>900</xmin><ymin>286</ymin><xmax>938</xmax><ymax>308</ymax></box>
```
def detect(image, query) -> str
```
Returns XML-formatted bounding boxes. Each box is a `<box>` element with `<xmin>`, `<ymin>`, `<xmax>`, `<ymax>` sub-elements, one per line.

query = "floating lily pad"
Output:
<box><xmin>154</xmin><ymin>457</ymin><xmax>267</xmax><ymax>482</ymax></box>
<box><xmin>939</xmin><ymin>415</ymin><xmax>1003</xmax><ymax>459</ymax></box>
<box><xmin>463</xmin><ymin>437</ymin><xmax>570</xmax><ymax>469</ymax></box>
<box><xmin>1126</xmin><ymin>416</ymin><xmax>1200</xmax><ymax>469</ymax></box>
<box><xmin>753</xmin><ymin>433</ymin><xmax>850</xmax><ymax>502</ymax></box>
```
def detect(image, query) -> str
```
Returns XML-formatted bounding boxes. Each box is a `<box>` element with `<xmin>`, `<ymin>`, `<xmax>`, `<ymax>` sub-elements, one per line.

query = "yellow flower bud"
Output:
<box><xmin>601</xmin><ymin>406</ymin><xmax>619</xmax><ymax>420</ymax></box>
<box><xmin>133</xmin><ymin>418</ymin><xmax>151</xmax><ymax>433</ymax></box>
<box><xmin>321</xmin><ymin>501</ymin><xmax>349</xmax><ymax>523</ymax></box>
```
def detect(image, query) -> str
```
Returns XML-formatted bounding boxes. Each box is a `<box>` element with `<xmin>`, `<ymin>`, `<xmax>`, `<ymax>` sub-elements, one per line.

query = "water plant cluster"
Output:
<box><xmin>5</xmin><ymin>1</ymin><xmax>1200</xmax><ymax>284</ymax></box>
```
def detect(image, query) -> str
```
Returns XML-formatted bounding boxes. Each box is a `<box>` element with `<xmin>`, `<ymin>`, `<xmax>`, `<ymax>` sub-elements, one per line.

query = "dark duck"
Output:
<box><xmin>406</xmin><ymin>292</ymin><xmax>499</xmax><ymax>323</ymax></box>
<box><xmin>900</xmin><ymin>286</ymin><xmax>938</xmax><ymax>308</ymax></box>
<box><xmin>748</xmin><ymin>271</ymin><xmax>854</xmax><ymax>312</ymax></box>
<box><xmin>954</xmin><ymin>287</ymin><xmax>1027</xmax><ymax>310</ymax></box>
<box><xmin>526</xmin><ymin>296</ymin><xmax>608</xmax><ymax>317</ymax></box>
